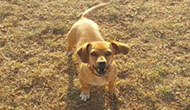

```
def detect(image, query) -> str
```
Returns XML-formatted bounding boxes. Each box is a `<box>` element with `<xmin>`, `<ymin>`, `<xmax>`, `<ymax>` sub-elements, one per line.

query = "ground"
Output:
<box><xmin>0</xmin><ymin>0</ymin><xmax>190</xmax><ymax>110</ymax></box>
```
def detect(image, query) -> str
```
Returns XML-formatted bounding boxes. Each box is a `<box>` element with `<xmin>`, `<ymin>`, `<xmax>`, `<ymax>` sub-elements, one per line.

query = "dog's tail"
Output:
<box><xmin>81</xmin><ymin>2</ymin><xmax>110</xmax><ymax>18</ymax></box>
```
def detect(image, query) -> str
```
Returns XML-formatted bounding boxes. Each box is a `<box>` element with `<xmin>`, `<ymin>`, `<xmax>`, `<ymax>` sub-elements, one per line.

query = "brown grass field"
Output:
<box><xmin>0</xmin><ymin>0</ymin><xmax>190</xmax><ymax>109</ymax></box>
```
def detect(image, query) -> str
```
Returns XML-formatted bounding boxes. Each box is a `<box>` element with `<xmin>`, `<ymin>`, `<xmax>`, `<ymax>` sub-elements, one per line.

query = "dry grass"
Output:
<box><xmin>0</xmin><ymin>0</ymin><xmax>190</xmax><ymax>109</ymax></box>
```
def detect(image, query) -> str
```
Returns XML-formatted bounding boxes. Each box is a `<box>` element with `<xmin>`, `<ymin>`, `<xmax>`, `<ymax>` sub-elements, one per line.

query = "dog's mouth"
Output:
<box><xmin>93</xmin><ymin>65</ymin><xmax>108</xmax><ymax>76</ymax></box>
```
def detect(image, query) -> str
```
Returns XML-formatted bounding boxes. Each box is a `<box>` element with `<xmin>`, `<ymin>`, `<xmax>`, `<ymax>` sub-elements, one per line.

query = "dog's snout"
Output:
<box><xmin>98</xmin><ymin>61</ymin><xmax>106</xmax><ymax>67</ymax></box>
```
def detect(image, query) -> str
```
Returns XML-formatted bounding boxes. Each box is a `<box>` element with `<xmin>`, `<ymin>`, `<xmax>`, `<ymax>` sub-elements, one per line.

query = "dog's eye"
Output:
<box><xmin>105</xmin><ymin>51</ymin><xmax>112</xmax><ymax>56</ymax></box>
<box><xmin>91</xmin><ymin>52</ymin><xmax>97</xmax><ymax>57</ymax></box>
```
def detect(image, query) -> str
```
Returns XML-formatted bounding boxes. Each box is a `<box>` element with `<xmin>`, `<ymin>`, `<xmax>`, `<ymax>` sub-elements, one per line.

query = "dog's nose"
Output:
<box><xmin>98</xmin><ymin>61</ymin><xmax>106</xmax><ymax>67</ymax></box>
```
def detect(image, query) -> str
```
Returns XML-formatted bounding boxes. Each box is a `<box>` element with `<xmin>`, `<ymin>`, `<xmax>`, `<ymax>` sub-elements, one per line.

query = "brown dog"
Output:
<box><xmin>67</xmin><ymin>2</ymin><xmax>129</xmax><ymax>101</ymax></box>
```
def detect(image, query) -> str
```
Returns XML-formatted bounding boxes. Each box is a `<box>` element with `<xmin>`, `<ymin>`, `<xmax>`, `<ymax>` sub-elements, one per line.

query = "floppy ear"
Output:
<box><xmin>111</xmin><ymin>41</ymin><xmax>130</xmax><ymax>55</ymax></box>
<box><xmin>77</xmin><ymin>43</ymin><xmax>91</xmax><ymax>63</ymax></box>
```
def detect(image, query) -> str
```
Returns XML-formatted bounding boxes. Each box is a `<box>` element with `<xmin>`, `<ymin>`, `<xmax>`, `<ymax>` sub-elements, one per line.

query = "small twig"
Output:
<box><xmin>1</xmin><ymin>53</ymin><xmax>10</xmax><ymax>60</ymax></box>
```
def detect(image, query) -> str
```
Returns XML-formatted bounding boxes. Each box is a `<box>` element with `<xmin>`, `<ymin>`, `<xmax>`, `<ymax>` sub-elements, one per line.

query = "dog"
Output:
<box><xmin>67</xmin><ymin>2</ymin><xmax>129</xmax><ymax>101</ymax></box>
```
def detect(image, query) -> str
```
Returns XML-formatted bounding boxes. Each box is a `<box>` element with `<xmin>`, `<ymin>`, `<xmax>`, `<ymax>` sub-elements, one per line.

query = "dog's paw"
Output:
<box><xmin>80</xmin><ymin>93</ymin><xmax>90</xmax><ymax>101</ymax></box>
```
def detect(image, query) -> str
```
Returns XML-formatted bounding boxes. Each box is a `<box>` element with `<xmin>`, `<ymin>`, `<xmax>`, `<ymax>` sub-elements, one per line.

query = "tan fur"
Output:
<box><xmin>67</xmin><ymin>2</ymin><xmax>129</xmax><ymax>101</ymax></box>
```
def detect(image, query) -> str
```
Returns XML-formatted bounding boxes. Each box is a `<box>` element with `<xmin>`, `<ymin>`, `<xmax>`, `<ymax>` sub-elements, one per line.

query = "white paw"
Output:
<box><xmin>67</xmin><ymin>51</ymin><xmax>73</xmax><ymax>56</ymax></box>
<box><xmin>80</xmin><ymin>93</ymin><xmax>90</xmax><ymax>101</ymax></box>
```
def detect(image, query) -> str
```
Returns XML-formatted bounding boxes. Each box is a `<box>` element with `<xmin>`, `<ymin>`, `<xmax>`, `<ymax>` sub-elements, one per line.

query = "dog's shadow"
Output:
<box><xmin>65</xmin><ymin>56</ymin><xmax>120</xmax><ymax>110</ymax></box>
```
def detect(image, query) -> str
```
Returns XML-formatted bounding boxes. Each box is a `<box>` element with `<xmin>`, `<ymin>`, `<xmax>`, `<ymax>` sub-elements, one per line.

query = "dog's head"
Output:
<box><xmin>77</xmin><ymin>41</ymin><xmax>129</xmax><ymax>76</ymax></box>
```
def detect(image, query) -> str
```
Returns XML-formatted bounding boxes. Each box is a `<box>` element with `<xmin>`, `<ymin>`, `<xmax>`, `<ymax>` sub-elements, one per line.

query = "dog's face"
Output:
<box><xmin>77</xmin><ymin>41</ymin><xmax>129</xmax><ymax>76</ymax></box>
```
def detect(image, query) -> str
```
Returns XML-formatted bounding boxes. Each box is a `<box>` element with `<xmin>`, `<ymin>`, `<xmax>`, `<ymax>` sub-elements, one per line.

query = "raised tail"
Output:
<box><xmin>81</xmin><ymin>2</ymin><xmax>110</xmax><ymax>18</ymax></box>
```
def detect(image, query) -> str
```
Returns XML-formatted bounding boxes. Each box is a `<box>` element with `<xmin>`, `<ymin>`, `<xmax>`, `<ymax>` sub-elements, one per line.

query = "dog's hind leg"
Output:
<box><xmin>67</xmin><ymin>27</ymin><xmax>76</xmax><ymax>56</ymax></box>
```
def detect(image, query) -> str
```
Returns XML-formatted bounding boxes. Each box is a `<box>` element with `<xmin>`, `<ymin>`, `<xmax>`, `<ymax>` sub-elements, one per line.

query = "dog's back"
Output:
<box><xmin>67</xmin><ymin>3</ymin><xmax>110</xmax><ymax>55</ymax></box>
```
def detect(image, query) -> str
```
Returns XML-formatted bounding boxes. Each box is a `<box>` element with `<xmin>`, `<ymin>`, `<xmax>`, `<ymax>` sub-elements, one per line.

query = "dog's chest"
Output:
<box><xmin>89</xmin><ymin>77</ymin><xmax>107</xmax><ymax>86</ymax></box>
<box><xmin>80</xmin><ymin>66</ymin><xmax>109</xmax><ymax>86</ymax></box>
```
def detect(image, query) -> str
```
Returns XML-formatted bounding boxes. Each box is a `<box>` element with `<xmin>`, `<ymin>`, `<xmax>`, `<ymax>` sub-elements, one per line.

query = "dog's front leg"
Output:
<box><xmin>108</xmin><ymin>78</ymin><xmax>118</xmax><ymax>96</ymax></box>
<box><xmin>80</xmin><ymin>80</ymin><xmax>91</xmax><ymax>101</ymax></box>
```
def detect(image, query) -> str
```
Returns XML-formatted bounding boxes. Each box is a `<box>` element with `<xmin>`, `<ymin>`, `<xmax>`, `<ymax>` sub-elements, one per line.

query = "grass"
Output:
<box><xmin>0</xmin><ymin>0</ymin><xmax>190</xmax><ymax>109</ymax></box>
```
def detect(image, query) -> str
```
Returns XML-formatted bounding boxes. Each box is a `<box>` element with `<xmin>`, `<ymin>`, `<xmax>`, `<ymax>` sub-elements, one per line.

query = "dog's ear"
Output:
<box><xmin>111</xmin><ymin>41</ymin><xmax>129</xmax><ymax>55</ymax></box>
<box><xmin>77</xmin><ymin>43</ymin><xmax>91</xmax><ymax>63</ymax></box>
